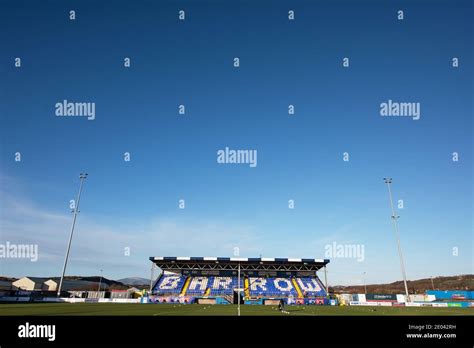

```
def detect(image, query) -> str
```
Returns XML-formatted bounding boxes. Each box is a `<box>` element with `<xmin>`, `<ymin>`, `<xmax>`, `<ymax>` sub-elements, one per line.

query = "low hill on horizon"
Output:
<box><xmin>117</xmin><ymin>277</ymin><xmax>150</xmax><ymax>287</ymax></box>
<box><xmin>330</xmin><ymin>274</ymin><xmax>473</xmax><ymax>294</ymax></box>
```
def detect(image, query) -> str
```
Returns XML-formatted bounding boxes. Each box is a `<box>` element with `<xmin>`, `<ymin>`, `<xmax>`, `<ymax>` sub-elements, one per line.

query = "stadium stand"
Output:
<box><xmin>150</xmin><ymin>257</ymin><xmax>330</xmax><ymax>303</ymax></box>
<box><xmin>154</xmin><ymin>274</ymin><xmax>326</xmax><ymax>298</ymax></box>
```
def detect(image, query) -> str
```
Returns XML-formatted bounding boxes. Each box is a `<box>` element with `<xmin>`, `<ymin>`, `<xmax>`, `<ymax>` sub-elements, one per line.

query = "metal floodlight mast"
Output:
<box><xmin>323</xmin><ymin>265</ymin><xmax>329</xmax><ymax>296</ymax></box>
<box><xmin>150</xmin><ymin>263</ymin><xmax>155</xmax><ymax>294</ymax></box>
<box><xmin>57</xmin><ymin>173</ymin><xmax>88</xmax><ymax>297</ymax></box>
<box><xmin>98</xmin><ymin>269</ymin><xmax>103</xmax><ymax>293</ymax></box>
<box><xmin>383</xmin><ymin>178</ymin><xmax>409</xmax><ymax>300</ymax></box>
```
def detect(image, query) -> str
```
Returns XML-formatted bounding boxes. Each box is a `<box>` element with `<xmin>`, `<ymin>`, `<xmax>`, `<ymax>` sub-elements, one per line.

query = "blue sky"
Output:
<box><xmin>0</xmin><ymin>0</ymin><xmax>472</xmax><ymax>285</ymax></box>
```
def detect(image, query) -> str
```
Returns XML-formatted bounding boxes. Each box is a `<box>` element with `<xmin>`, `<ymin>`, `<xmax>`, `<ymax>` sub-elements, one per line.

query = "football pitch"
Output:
<box><xmin>0</xmin><ymin>303</ymin><xmax>472</xmax><ymax>316</ymax></box>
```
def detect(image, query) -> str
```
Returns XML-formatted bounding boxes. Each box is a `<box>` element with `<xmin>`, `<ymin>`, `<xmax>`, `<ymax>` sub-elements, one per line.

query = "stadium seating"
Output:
<box><xmin>186</xmin><ymin>276</ymin><xmax>243</xmax><ymax>296</ymax></box>
<box><xmin>153</xmin><ymin>274</ymin><xmax>187</xmax><ymax>295</ymax></box>
<box><xmin>208</xmin><ymin>277</ymin><xmax>240</xmax><ymax>296</ymax></box>
<box><xmin>186</xmin><ymin>276</ymin><xmax>210</xmax><ymax>296</ymax></box>
<box><xmin>153</xmin><ymin>274</ymin><xmax>326</xmax><ymax>298</ymax></box>
<box><xmin>248</xmin><ymin>277</ymin><xmax>298</xmax><ymax>298</ymax></box>
<box><xmin>296</xmin><ymin>277</ymin><xmax>326</xmax><ymax>297</ymax></box>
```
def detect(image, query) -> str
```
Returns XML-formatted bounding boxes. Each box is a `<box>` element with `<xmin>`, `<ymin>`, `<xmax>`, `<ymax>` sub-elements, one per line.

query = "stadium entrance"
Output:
<box><xmin>148</xmin><ymin>257</ymin><xmax>330</xmax><ymax>305</ymax></box>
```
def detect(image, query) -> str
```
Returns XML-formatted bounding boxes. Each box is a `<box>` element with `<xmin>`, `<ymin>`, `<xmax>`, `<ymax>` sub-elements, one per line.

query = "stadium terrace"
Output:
<box><xmin>149</xmin><ymin>257</ymin><xmax>330</xmax><ymax>305</ymax></box>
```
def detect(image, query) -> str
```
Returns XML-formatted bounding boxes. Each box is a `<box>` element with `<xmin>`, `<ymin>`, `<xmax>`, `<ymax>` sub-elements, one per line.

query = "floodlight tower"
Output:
<box><xmin>383</xmin><ymin>178</ymin><xmax>409</xmax><ymax>300</ymax></box>
<box><xmin>150</xmin><ymin>263</ymin><xmax>155</xmax><ymax>294</ymax></box>
<box><xmin>57</xmin><ymin>173</ymin><xmax>88</xmax><ymax>296</ymax></box>
<box><xmin>98</xmin><ymin>269</ymin><xmax>103</xmax><ymax>292</ymax></box>
<box><xmin>323</xmin><ymin>265</ymin><xmax>329</xmax><ymax>295</ymax></box>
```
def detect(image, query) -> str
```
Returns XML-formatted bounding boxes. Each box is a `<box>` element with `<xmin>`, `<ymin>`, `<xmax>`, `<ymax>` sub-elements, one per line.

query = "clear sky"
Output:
<box><xmin>0</xmin><ymin>0</ymin><xmax>472</xmax><ymax>285</ymax></box>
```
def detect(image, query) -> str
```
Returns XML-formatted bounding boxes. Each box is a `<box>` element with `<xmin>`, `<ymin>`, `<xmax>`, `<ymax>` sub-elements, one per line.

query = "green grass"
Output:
<box><xmin>0</xmin><ymin>303</ymin><xmax>472</xmax><ymax>316</ymax></box>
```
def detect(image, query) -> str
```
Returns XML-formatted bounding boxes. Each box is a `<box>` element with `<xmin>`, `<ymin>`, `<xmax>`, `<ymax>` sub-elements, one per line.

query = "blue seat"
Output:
<box><xmin>153</xmin><ymin>274</ymin><xmax>186</xmax><ymax>295</ymax></box>
<box><xmin>296</xmin><ymin>277</ymin><xmax>326</xmax><ymax>297</ymax></box>
<box><xmin>248</xmin><ymin>277</ymin><xmax>297</xmax><ymax>297</ymax></box>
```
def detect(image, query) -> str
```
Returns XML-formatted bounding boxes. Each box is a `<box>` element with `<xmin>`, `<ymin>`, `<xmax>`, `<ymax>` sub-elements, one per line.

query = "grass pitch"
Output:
<box><xmin>0</xmin><ymin>303</ymin><xmax>472</xmax><ymax>316</ymax></box>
